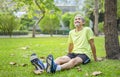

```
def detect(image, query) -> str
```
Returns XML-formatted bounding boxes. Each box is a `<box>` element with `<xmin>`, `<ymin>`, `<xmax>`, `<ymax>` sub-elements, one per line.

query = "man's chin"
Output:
<box><xmin>75</xmin><ymin>25</ymin><xmax>80</xmax><ymax>27</ymax></box>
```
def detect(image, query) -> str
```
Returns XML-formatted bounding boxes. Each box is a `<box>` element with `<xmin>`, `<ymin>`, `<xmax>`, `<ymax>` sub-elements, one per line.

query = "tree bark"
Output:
<box><xmin>104</xmin><ymin>0</ymin><xmax>120</xmax><ymax>59</ymax></box>
<box><xmin>32</xmin><ymin>15</ymin><xmax>45</xmax><ymax>37</ymax></box>
<box><xmin>94</xmin><ymin>0</ymin><xmax>99</xmax><ymax>36</ymax></box>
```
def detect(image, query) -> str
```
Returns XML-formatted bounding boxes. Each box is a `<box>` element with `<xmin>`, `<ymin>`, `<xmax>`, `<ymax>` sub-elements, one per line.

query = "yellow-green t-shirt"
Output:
<box><xmin>68</xmin><ymin>27</ymin><xmax>94</xmax><ymax>58</ymax></box>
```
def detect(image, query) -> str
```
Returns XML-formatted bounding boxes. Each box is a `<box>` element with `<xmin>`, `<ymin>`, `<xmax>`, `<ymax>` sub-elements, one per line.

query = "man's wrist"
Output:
<box><xmin>68</xmin><ymin>52</ymin><xmax>71</xmax><ymax>54</ymax></box>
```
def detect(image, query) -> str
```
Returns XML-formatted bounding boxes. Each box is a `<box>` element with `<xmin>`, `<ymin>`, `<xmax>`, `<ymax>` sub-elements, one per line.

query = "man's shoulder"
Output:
<box><xmin>69</xmin><ymin>29</ymin><xmax>75</xmax><ymax>33</ymax></box>
<box><xmin>83</xmin><ymin>27</ymin><xmax>92</xmax><ymax>32</ymax></box>
<box><xmin>84</xmin><ymin>27</ymin><xmax>91</xmax><ymax>30</ymax></box>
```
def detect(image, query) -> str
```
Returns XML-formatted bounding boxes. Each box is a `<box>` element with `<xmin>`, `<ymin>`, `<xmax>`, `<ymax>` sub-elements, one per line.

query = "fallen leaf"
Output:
<box><xmin>78</xmin><ymin>68</ymin><xmax>82</xmax><ymax>72</ymax></box>
<box><xmin>76</xmin><ymin>66</ymin><xmax>80</xmax><ymax>69</ymax></box>
<box><xmin>10</xmin><ymin>54</ymin><xmax>15</xmax><ymax>56</ymax></box>
<box><xmin>33</xmin><ymin>70</ymin><xmax>43</xmax><ymax>75</ymax></box>
<box><xmin>21</xmin><ymin>63</ymin><xmax>28</xmax><ymax>67</ymax></box>
<box><xmin>92</xmin><ymin>71</ymin><xmax>102</xmax><ymax>76</ymax></box>
<box><xmin>85</xmin><ymin>73</ymin><xmax>89</xmax><ymax>76</ymax></box>
<box><xmin>9</xmin><ymin>62</ymin><xmax>16</xmax><ymax>65</ymax></box>
<box><xmin>76</xmin><ymin>66</ymin><xmax>82</xmax><ymax>72</ymax></box>
<box><xmin>40</xmin><ymin>57</ymin><xmax>46</xmax><ymax>62</ymax></box>
<box><xmin>20</xmin><ymin>46</ymin><xmax>29</xmax><ymax>50</ymax></box>
<box><xmin>40</xmin><ymin>56</ymin><xmax>45</xmax><ymax>59</ymax></box>
<box><xmin>97</xmin><ymin>57</ymin><xmax>104</xmax><ymax>61</ymax></box>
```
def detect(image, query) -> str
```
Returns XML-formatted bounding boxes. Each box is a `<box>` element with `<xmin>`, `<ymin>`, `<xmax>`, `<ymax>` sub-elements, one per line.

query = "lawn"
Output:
<box><xmin>0</xmin><ymin>36</ymin><xmax>120</xmax><ymax>77</ymax></box>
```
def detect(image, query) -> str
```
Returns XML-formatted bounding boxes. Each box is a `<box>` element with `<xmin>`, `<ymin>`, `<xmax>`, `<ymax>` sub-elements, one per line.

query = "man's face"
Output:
<box><xmin>74</xmin><ymin>16</ymin><xmax>84</xmax><ymax>27</ymax></box>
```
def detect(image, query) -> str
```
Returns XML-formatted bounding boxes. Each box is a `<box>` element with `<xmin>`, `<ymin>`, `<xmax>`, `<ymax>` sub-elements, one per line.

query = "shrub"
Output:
<box><xmin>0</xmin><ymin>30</ymin><xmax>28</xmax><ymax>35</ymax></box>
<box><xmin>98</xmin><ymin>22</ymin><xmax>104</xmax><ymax>33</ymax></box>
<box><xmin>39</xmin><ymin>13</ymin><xmax>60</xmax><ymax>37</ymax></box>
<box><xmin>62</xmin><ymin>13</ymin><xmax>74</xmax><ymax>27</ymax></box>
<box><xmin>0</xmin><ymin>14</ymin><xmax>20</xmax><ymax>37</ymax></box>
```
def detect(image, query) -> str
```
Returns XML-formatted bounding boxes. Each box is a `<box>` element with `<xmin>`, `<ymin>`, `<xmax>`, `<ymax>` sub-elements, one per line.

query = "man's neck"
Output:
<box><xmin>75</xmin><ymin>26</ymin><xmax>83</xmax><ymax>32</ymax></box>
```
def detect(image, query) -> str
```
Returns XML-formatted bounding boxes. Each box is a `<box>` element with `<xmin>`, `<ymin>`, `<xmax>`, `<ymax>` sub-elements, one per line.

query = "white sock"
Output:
<box><xmin>44</xmin><ymin>63</ymin><xmax>47</xmax><ymax>69</ymax></box>
<box><xmin>44</xmin><ymin>63</ymin><xmax>61</xmax><ymax>71</ymax></box>
<box><xmin>56</xmin><ymin>65</ymin><xmax>61</xmax><ymax>71</ymax></box>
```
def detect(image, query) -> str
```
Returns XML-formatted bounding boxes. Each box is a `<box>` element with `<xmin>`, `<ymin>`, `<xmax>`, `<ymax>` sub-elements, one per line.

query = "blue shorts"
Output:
<box><xmin>67</xmin><ymin>53</ymin><xmax>90</xmax><ymax>64</ymax></box>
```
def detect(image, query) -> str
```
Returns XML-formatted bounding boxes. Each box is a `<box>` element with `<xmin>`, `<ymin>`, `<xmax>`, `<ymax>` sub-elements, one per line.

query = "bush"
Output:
<box><xmin>0</xmin><ymin>30</ymin><xmax>28</xmax><ymax>35</ymax></box>
<box><xmin>62</xmin><ymin>13</ymin><xmax>74</xmax><ymax>27</ymax></box>
<box><xmin>20</xmin><ymin>15</ymin><xmax>35</xmax><ymax>30</ymax></box>
<box><xmin>98</xmin><ymin>22</ymin><xmax>104</xmax><ymax>33</ymax></box>
<box><xmin>39</xmin><ymin>13</ymin><xmax>60</xmax><ymax>36</ymax></box>
<box><xmin>0</xmin><ymin>14</ymin><xmax>20</xmax><ymax>37</ymax></box>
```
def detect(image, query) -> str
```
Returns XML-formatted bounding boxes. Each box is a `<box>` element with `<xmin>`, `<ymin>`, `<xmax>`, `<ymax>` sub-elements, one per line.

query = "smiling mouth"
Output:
<box><xmin>75</xmin><ymin>22</ymin><xmax>80</xmax><ymax>24</ymax></box>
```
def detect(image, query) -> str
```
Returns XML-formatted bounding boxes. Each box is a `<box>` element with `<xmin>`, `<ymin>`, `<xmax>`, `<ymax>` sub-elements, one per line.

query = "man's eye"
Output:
<box><xmin>78</xmin><ymin>18</ymin><xmax>81</xmax><ymax>20</ymax></box>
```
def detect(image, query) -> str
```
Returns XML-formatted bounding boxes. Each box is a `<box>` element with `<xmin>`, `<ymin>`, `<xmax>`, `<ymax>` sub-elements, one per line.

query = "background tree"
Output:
<box><xmin>82</xmin><ymin>0</ymin><xmax>104</xmax><ymax>34</ymax></box>
<box><xmin>62</xmin><ymin>13</ymin><xmax>74</xmax><ymax>28</ymax></box>
<box><xmin>39</xmin><ymin>13</ymin><xmax>60</xmax><ymax>37</ymax></box>
<box><xmin>104</xmin><ymin>0</ymin><xmax>120</xmax><ymax>59</ymax></box>
<box><xmin>20</xmin><ymin>15</ymin><xmax>35</xmax><ymax>30</ymax></box>
<box><xmin>14</xmin><ymin>0</ymin><xmax>60</xmax><ymax>37</ymax></box>
<box><xmin>94</xmin><ymin>0</ymin><xmax>99</xmax><ymax>36</ymax></box>
<box><xmin>0</xmin><ymin>14</ymin><xmax>20</xmax><ymax>37</ymax></box>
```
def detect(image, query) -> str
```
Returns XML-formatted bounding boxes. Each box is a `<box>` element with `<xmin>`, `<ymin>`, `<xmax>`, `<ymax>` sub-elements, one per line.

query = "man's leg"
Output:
<box><xmin>46</xmin><ymin>54</ymin><xmax>71</xmax><ymax>73</ymax></box>
<box><xmin>46</xmin><ymin>55</ymin><xmax>83</xmax><ymax>73</ymax></box>
<box><xmin>60</xmin><ymin>57</ymin><xmax>83</xmax><ymax>70</ymax></box>
<box><xmin>55</xmin><ymin>56</ymin><xmax>71</xmax><ymax>65</ymax></box>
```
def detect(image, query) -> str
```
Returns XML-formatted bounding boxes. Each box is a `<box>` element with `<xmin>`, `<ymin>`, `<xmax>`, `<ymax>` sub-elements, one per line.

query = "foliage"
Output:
<box><xmin>82</xmin><ymin>0</ymin><xmax>94</xmax><ymax>17</ymax></box>
<box><xmin>82</xmin><ymin>0</ymin><xmax>105</xmax><ymax>16</ymax></box>
<box><xmin>39</xmin><ymin>13</ymin><xmax>60</xmax><ymax>36</ymax></box>
<box><xmin>84</xmin><ymin>16</ymin><xmax>90</xmax><ymax>27</ymax></box>
<box><xmin>83</xmin><ymin>0</ymin><xmax>120</xmax><ymax>18</ymax></box>
<box><xmin>13</xmin><ymin>0</ymin><xmax>60</xmax><ymax>20</ymax></box>
<box><xmin>98</xmin><ymin>22</ymin><xmax>104</xmax><ymax>33</ymax></box>
<box><xmin>13</xmin><ymin>0</ymin><xmax>61</xmax><ymax>37</ymax></box>
<box><xmin>117</xmin><ymin>0</ymin><xmax>120</xmax><ymax>18</ymax></box>
<box><xmin>0</xmin><ymin>14</ymin><xmax>20</xmax><ymax>37</ymax></box>
<box><xmin>0</xmin><ymin>30</ymin><xmax>28</xmax><ymax>35</ymax></box>
<box><xmin>0</xmin><ymin>37</ymin><xmax>120</xmax><ymax>77</ymax></box>
<box><xmin>62</xmin><ymin>13</ymin><xmax>74</xmax><ymax>28</ymax></box>
<box><xmin>69</xmin><ymin>15</ymin><xmax>75</xmax><ymax>30</ymax></box>
<box><xmin>0</xmin><ymin>0</ymin><xmax>17</xmax><ymax>14</ymax></box>
<box><xmin>20</xmin><ymin>15</ymin><xmax>35</xmax><ymax>30</ymax></box>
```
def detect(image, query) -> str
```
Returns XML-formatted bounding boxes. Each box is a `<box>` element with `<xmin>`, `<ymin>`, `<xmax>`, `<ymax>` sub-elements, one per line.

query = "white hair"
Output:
<box><xmin>74</xmin><ymin>14</ymin><xmax>85</xmax><ymax>22</ymax></box>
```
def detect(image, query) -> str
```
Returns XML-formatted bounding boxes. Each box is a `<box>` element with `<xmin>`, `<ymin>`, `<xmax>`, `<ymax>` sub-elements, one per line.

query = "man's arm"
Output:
<box><xmin>68</xmin><ymin>43</ymin><xmax>74</xmax><ymax>53</ymax></box>
<box><xmin>89</xmin><ymin>39</ymin><xmax>97</xmax><ymax>61</ymax></box>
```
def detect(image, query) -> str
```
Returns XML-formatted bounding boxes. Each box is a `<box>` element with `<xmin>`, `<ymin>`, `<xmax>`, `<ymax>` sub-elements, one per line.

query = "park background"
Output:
<box><xmin>0</xmin><ymin>0</ymin><xmax>120</xmax><ymax>77</ymax></box>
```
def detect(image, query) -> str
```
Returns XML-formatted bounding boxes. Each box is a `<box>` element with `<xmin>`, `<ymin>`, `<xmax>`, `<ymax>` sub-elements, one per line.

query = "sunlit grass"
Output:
<box><xmin>0</xmin><ymin>36</ymin><xmax>120</xmax><ymax>77</ymax></box>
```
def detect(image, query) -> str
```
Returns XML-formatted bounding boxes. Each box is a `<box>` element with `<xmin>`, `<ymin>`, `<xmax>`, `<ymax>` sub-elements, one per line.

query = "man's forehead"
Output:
<box><xmin>74</xmin><ymin>14</ymin><xmax>85</xmax><ymax>22</ymax></box>
<box><xmin>74</xmin><ymin>16</ymin><xmax>82</xmax><ymax>19</ymax></box>
<box><xmin>74</xmin><ymin>14</ymin><xmax>83</xmax><ymax>19</ymax></box>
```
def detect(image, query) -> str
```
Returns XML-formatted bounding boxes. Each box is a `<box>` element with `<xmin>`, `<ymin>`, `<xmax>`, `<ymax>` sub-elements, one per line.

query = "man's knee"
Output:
<box><xmin>70</xmin><ymin>57</ymin><xmax>83</xmax><ymax>66</ymax></box>
<box><xmin>55</xmin><ymin>56</ymin><xmax>71</xmax><ymax>64</ymax></box>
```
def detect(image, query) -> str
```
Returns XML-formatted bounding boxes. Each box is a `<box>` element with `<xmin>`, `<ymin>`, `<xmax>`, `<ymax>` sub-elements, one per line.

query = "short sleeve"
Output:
<box><xmin>87</xmin><ymin>28</ymin><xmax>94</xmax><ymax>40</ymax></box>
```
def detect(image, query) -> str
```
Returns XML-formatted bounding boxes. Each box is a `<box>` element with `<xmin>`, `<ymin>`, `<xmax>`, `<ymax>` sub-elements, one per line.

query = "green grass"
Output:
<box><xmin>0</xmin><ymin>37</ymin><xmax>120</xmax><ymax>77</ymax></box>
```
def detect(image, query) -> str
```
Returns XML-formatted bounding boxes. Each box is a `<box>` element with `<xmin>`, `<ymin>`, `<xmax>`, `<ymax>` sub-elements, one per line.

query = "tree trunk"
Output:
<box><xmin>94</xmin><ymin>0</ymin><xmax>99</xmax><ymax>36</ymax></box>
<box><xmin>32</xmin><ymin>0</ymin><xmax>45</xmax><ymax>38</ymax></box>
<box><xmin>32</xmin><ymin>24</ymin><xmax>36</xmax><ymax>38</ymax></box>
<box><xmin>104</xmin><ymin>0</ymin><xmax>120</xmax><ymax>59</ymax></box>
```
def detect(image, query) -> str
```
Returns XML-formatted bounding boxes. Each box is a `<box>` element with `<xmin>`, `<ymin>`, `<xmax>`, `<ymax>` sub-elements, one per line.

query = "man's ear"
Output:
<box><xmin>82</xmin><ymin>21</ymin><xmax>85</xmax><ymax>24</ymax></box>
